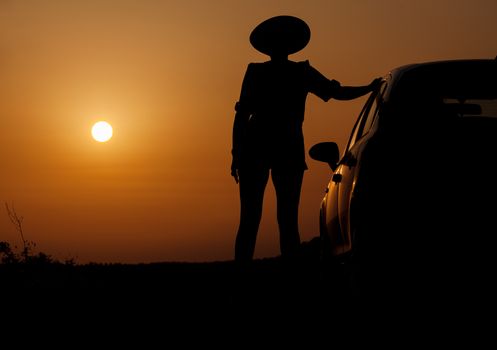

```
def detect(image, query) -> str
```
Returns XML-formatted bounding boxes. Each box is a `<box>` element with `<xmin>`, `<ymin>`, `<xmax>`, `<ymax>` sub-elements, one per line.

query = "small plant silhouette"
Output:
<box><xmin>0</xmin><ymin>241</ymin><xmax>18</xmax><ymax>264</ymax></box>
<box><xmin>1</xmin><ymin>202</ymin><xmax>54</xmax><ymax>265</ymax></box>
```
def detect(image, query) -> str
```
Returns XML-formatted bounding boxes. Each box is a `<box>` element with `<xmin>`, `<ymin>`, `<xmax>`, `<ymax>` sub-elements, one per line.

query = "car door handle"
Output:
<box><xmin>341</xmin><ymin>152</ymin><xmax>357</xmax><ymax>167</ymax></box>
<box><xmin>332</xmin><ymin>173</ymin><xmax>342</xmax><ymax>183</ymax></box>
<box><xmin>344</xmin><ymin>157</ymin><xmax>357</xmax><ymax>167</ymax></box>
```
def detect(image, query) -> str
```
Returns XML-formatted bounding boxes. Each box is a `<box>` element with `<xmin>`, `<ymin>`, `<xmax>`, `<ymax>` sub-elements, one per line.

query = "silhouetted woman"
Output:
<box><xmin>231</xmin><ymin>16</ymin><xmax>380</xmax><ymax>262</ymax></box>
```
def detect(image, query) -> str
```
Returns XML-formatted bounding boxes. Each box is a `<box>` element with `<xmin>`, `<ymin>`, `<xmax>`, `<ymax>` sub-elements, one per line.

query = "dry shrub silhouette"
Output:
<box><xmin>1</xmin><ymin>202</ymin><xmax>74</xmax><ymax>265</ymax></box>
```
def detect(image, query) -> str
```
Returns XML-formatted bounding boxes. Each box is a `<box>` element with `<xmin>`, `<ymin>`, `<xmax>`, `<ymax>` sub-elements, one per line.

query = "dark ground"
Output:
<box><xmin>1</xmin><ymin>238</ymin><xmax>338</xmax><ymax>314</ymax></box>
<box><xmin>1</xmin><ymin>238</ymin><xmax>492</xmax><ymax>344</ymax></box>
<box><xmin>0</xmin><ymin>239</ymin><xmax>365</xmax><ymax>342</ymax></box>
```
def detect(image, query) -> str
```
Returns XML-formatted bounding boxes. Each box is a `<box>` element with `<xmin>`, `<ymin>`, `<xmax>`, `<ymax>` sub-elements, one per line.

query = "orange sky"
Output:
<box><xmin>1</xmin><ymin>0</ymin><xmax>496</xmax><ymax>263</ymax></box>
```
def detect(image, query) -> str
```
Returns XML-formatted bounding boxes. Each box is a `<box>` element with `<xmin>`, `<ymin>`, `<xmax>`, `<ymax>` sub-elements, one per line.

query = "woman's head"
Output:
<box><xmin>249</xmin><ymin>15</ymin><xmax>310</xmax><ymax>57</ymax></box>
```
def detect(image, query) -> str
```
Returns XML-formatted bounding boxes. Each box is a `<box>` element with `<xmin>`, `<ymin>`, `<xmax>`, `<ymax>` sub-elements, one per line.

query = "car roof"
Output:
<box><xmin>389</xmin><ymin>58</ymin><xmax>496</xmax><ymax>77</ymax></box>
<box><xmin>384</xmin><ymin>58</ymin><xmax>497</xmax><ymax>101</ymax></box>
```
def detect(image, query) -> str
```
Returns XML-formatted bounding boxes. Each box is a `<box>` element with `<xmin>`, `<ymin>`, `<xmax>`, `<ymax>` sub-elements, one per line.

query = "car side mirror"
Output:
<box><xmin>309</xmin><ymin>142</ymin><xmax>340</xmax><ymax>171</ymax></box>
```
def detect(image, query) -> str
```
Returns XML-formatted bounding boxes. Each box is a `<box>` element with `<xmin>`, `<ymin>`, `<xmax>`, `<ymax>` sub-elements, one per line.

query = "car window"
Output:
<box><xmin>358</xmin><ymin>83</ymin><xmax>387</xmax><ymax>138</ymax></box>
<box><xmin>442</xmin><ymin>98</ymin><xmax>497</xmax><ymax>118</ymax></box>
<box><xmin>346</xmin><ymin>94</ymin><xmax>375</xmax><ymax>151</ymax></box>
<box><xmin>346</xmin><ymin>113</ymin><xmax>364</xmax><ymax>151</ymax></box>
<box><xmin>346</xmin><ymin>82</ymin><xmax>386</xmax><ymax>151</ymax></box>
<box><xmin>358</xmin><ymin>94</ymin><xmax>380</xmax><ymax>137</ymax></box>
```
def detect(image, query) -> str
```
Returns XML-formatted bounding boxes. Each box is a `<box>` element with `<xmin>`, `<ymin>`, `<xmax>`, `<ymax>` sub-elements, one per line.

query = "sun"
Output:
<box><xmin>91</xmin><ymin>121</ymin><xmax>113</xmax><ymax>142</ymax></box>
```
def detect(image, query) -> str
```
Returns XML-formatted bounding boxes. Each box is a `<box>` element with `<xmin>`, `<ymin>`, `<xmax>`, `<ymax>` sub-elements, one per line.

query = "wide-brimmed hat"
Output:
<box><xmin>249</xmin><ymin>15</ymin><xmax>311</xmax><ymax>56</ymax></box>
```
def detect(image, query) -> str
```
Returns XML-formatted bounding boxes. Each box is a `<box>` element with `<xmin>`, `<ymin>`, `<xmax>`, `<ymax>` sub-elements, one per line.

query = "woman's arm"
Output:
<box><xmin>231</xmin><ymin>65</ymin><xmax>255</xmax><ymax>183</ymax></box>
<box><xmin>306</xmin><ymin>62</ymin><xmax>382</xmax><ymax>102</ymax></box>
<box><xmin>333</xmin><ymin>78</ymin><xmax>383</xmax><ymax>100</ymax></box>
<box><xmin>231</xmin><ymin>104</ymin><xmax>250</xmax><ymax>184</ymax></box>
<box><xmin>232</xmin><ymin>104</ymin><xmax>249</xmax><ymax>161</ymax></box>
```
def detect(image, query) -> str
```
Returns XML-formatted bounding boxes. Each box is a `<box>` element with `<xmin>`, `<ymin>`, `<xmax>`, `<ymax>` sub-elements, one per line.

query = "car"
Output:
<box><xmin>309</xmin><ymin>58</ymin><xmax>497</xmax><ymax>299</ymax></box>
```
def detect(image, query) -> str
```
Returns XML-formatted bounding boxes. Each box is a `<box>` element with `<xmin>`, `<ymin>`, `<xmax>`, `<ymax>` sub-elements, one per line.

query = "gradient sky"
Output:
<box><xmin>1</xmin><ymin>0</ymin><xmax>496</xmax><ymax>263</ymax></box>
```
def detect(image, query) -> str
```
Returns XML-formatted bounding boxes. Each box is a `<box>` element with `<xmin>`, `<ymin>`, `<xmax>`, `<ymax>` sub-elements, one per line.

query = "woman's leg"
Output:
<box><xmin>235</xmin><ymin>167</ymin><xmax>270</xmax><ymax>262</ymax></box>
<box><xmin>271</xmin><ymin>168</ymin><xmax>304</xmax><ymax>259</ymax></box>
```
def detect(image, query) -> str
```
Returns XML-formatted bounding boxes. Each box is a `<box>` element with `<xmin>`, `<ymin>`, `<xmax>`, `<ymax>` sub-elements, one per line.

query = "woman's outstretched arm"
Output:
<box><xmin>333</xmin><ymin>78</ymin><xmax>383</xmax><ymax>100</ymax></box>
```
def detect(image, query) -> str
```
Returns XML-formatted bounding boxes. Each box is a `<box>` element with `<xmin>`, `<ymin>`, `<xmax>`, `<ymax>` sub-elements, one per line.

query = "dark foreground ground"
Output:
<box><xmin>1</xmin><ymin>244</ymin><xmax>351</xmax><ymax>343</ymax></box>
<box><xmin>1</xmin><ymin>239</ymin><xmax>493</xmax><ymax>344</ymax></box>
<box><xmin>1</xmin><ymin>239</ymin><xmax>337</xmax><ymax>316</ymax></box>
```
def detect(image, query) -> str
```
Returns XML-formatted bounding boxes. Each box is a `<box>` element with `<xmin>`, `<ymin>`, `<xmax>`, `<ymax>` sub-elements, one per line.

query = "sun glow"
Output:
<box><xmin>91</xmin><ymin>121</ymin><xmax>113</xmax><ymax>142</ymax></box>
